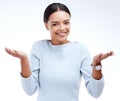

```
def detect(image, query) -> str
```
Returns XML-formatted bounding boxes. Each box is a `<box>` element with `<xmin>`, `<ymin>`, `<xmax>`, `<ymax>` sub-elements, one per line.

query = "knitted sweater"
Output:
<box><xmin>21</xmin><ymin>40</ymin><xmax>104</xmax><ymax>101</ymax></box>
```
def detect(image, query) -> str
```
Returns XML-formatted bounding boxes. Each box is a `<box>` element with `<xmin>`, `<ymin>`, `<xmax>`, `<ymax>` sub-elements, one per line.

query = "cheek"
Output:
<box><xmin>68</xmin><ymin>25</ymin><xmax>71</xmax><ymax>29</ymax></box>
<box><xmin>50</xmin><ymin>27</ymin><xmax>58</xmax><ymax>32</ymax></box>
<box><xmin>67</xmin><ymin>26</ymin><xmax>70</xmax><ymax>32</ymax></box>
<box><xmin>49</xmin><ymin>28</ymin><xmax>56</xmax><ymax>36</ymax></box>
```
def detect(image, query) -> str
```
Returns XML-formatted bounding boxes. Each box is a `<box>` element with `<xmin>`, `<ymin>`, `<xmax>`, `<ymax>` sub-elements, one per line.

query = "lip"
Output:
<box><xmin>56</xmin><ymin>32</ymin><xmax>67</xmax><ymax>36</ymax></box>
<box><xmin>57</xmin><ymin>33</ymin><xmax>65</xmax><ymax>36</ymax></box>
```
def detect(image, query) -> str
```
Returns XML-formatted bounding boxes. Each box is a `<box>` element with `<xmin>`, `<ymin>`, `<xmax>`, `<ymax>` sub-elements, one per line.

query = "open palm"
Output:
<box><xmin>5</xmin><ymin>47</ymin><xmax>28</xmax><ymax>60</ymax></box>
<box><xmin>92</xmin><ymin>51</ymin><xmax>114</xmax><ymax>66</ymax></box>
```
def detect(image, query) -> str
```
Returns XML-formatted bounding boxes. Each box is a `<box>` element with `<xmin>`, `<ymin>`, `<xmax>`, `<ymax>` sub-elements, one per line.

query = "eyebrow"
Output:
<box><xmin>51</xmin><ymin>19</ymin><xmax>70</xmax><ymax>23</ymax></box>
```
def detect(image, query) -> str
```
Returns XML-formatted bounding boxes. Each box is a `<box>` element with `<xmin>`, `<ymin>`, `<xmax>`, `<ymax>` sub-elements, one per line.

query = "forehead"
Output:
<box><xmin>48</xmin><ymin>11</ymin><xmax>70</xmax><ymax>22</ymax></box>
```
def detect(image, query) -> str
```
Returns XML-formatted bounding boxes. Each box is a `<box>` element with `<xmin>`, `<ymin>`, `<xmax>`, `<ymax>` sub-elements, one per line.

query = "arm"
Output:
<box><xmin>5</xmin><ymin>47</ymin><xmax>39</xmax><ymax>95</ymax></box>
<box><xmin>81</xmin><ymin>50</ymin><xmax>114</xmax><ymax>98</ymax></box>
<box><xmin>92</xmin><ymin>51</ymin><xmax>114</xmax><ymax>80</ymax></box>
<box><xmin>5</xmin><ymin>47</ymin><xmax>31</xmax><ymax>78</ymax></box>
<box><xmin>88</xmin><ymin>51</ymin><xmax>114</xmax><ymax>98</ymax></box>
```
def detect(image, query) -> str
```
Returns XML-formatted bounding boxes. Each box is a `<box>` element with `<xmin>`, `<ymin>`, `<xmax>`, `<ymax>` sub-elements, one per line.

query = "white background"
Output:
<box><xmin>0</xmin><ymin>0</ymin><xmax>120</xmax><ymax>101</ymax></box>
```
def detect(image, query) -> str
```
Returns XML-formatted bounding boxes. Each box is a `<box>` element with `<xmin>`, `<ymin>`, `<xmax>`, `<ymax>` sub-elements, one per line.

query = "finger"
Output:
<box><xmin>104</xmin><ymin>51</ymin><xmax>113</xmax><ymax>58</ymax></box>
<box><xmin>98</xmin><ymin>53</ymin><xmax>103</xmax><ymax>58</ymax></box>
<box><xmin>5</xmin><ymin>47</ymin><xmax>11</xmax><ymax>54</ymax></box>
<box><xmin>107</xmin><ymin>51</ymin><xmax>114</xmax><ymax>56</ymax></box>
<box><xmin>14</xmin><ymin>50</ymin><xmax>20</xmax><ymax>57</ymax></box>
<box><xmin>5</xmin><ymin>47</ymin><xmax>16</xmax><ymax>56</ymax></box>
<box><xmin>100</xmin><ymin>51</ymin><xmax>114</xmax><ymax>60</ymax></box>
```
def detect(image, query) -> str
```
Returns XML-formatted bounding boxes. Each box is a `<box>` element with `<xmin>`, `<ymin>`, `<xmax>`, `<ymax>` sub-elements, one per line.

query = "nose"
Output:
<box><xmin>59</xmin><ymin>24</ymin><xmax>65</xmax><ymax>30</ymax></box>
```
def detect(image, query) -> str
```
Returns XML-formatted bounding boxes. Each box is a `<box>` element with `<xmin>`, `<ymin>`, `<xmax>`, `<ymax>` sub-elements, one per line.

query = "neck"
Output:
<box><xmin>50</xmin><ymin>40</ymin><xmax>69</xmax><ymax>45</ymax></box>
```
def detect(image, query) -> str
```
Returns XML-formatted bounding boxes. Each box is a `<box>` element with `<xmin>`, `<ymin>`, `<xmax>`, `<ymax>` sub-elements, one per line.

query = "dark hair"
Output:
<box><xmin>43</xmin><ymin>3</ymin><xmax>71</xmax><ymax>23</ymax></box>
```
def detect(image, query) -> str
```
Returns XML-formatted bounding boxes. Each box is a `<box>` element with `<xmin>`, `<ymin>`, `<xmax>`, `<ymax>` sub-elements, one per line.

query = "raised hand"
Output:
<box><xmin>5</xmin><ymin>47</ymin><xmax>28</xmax><ymax>60</ymax></box>
<box><xmin>5</xmin><ymin>47</ymin><xmax>31</xmax><ymax>77</ymax></box>
<box><xmin>92</xmin><ymin>51</ymin><xmax>114</xmax><ymax>66</ymax></box>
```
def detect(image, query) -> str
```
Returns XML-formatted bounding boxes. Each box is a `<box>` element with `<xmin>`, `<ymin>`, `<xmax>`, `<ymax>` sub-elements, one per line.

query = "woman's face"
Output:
<box><xmin>45</xmin><ymin>11</ymin><xmax>71</xmax><ymax>45</ymax></box>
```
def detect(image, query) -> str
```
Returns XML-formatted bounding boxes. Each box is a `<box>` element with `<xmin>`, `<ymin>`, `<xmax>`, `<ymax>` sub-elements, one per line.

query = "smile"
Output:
<box><xmin>57</xmin><ymin>32</ymin><xmax>66</xmax><ymax>37</ymax></box>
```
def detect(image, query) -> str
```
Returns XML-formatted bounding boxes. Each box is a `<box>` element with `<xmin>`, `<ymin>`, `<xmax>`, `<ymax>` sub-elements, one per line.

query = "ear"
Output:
<box><xmin>44</xmin><ymin>23</ymin><xmax>49</xmax><ymax>30</ymax></box>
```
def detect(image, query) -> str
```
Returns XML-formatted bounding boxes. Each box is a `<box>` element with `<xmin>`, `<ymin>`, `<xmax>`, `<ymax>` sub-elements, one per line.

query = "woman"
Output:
<box><xmin>5</xmin><ymin>2</ymin><xmax>113</xmax><ymax>101</ymax></box>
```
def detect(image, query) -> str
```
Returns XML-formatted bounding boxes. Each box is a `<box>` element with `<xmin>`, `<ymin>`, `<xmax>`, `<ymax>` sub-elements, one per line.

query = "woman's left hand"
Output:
<box><xmin>92</xmin><ymin>51</ymin><xmax>114</xmax><ymax>66</ymax></box>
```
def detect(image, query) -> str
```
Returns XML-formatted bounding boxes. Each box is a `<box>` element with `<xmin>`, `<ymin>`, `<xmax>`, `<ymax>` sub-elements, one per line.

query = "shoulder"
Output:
<box><xmin>72</xmin><ymin>41</ymin><xmax>91</xmax><ymax>58</ymax></box>
<box><xmin>32</xmin><ymin>39</ymin><xmax>49</xmax><ymax>47</ymax></box>
<box><xmin>71</xmin><ymin>41</ymin><xmax>88</xmax><ymax>49</ymax></box>
<box><xmin>31</xmin><ymin>39</ymin><xmax>49</xmax><ymax>51</ymax></box>
<box><xmin>71</xmin><ymin>41</ymin><xmax>90</xmax><ymax>55</ymax></box>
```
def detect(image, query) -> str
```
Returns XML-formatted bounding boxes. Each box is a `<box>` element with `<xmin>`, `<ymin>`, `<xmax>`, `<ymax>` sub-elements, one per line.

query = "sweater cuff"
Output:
<box><xmin>92</xmin><ymin>74</ymin><xmax>104</xmax><ymax>82</ymax></box>
<box><xmin>20</xmin><ymin>72</ymin><xmax>32</xmax><ymax>80</ymax></box>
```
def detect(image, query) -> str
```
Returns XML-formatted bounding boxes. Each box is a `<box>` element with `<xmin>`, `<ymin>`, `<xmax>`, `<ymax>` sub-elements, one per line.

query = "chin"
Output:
<box><xmin>58</xmin><ymin>39</ymin><xmax>68</xmax><ymax>44</ymax></box>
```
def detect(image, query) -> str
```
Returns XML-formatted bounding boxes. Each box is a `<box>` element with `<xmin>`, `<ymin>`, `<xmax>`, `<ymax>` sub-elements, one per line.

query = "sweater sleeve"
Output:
<box><xmin>80</xmin><ymin>45</ymin><xmax>104</xmax><ymax>98</ymax></box>
<box><xmin>20</xmin><ymin>41</ymin><xmax>40</xmax><ymax>96</ymax></box>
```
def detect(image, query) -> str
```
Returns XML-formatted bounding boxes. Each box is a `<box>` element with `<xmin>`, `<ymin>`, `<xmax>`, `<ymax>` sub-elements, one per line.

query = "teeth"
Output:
<box><xmin>57</xmin><ymin>33</ymin><xmax>65</xmax><ymax>36</ymax></box>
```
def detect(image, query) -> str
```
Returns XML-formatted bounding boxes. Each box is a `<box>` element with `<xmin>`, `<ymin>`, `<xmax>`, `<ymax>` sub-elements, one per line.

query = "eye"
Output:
<box><xmin>51</xmin><ymin>23</ymin><xmax>58</xmax><ymax>26</ymax></box>
<box><xmin>64</xmin><ymin>21</ymin><xmax>70</xmax><ymax>25</ymax></box>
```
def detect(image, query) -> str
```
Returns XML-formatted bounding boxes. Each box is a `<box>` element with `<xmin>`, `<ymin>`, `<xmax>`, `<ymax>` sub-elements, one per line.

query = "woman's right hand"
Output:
<box><xmin>5</xmin><ymin>47</ymin><xmax>28</xmax><ymax>60</ymax></box>
<box><xmin>5</xmin><ymin>47</ymin><xmax>31</xmax><ymax>77</ymax></box>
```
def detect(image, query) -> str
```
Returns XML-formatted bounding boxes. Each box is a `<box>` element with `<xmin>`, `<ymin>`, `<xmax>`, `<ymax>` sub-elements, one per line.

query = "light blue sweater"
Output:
<box><xmin>21</xmin><ymin>40</ymin><xmax>104</xmax><ymax>101</ymax></box>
